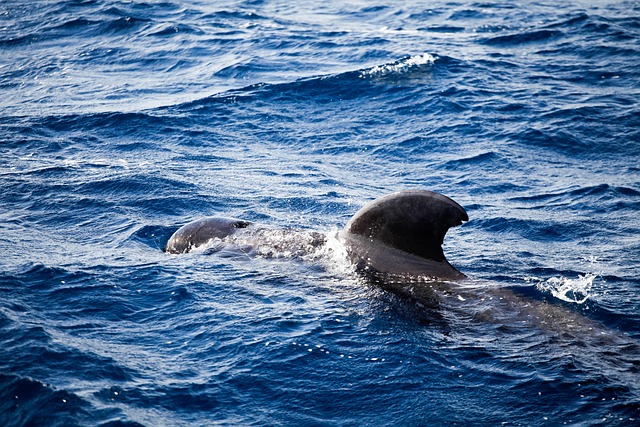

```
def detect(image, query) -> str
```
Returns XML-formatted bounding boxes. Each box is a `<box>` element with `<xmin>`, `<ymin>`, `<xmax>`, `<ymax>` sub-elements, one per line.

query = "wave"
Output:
<box><xmin>175</xmin><ymin>53</ymin><xmax>440</xmax><ymax>104</ymax></box>
<box><xmin>169</xmin><ymin>53</ymin><xmax>445</xmax><ymax>115</ymax></box>
<box><xmin>483</xmin><ymin>29</ymin><xmax>562</xmax><ymax>46</ymax></box>
<box><xmin>0</xmin><ymin>3</ymin><xmax>153</xmax><ymax>47</ymax></box>
<box><xmin>472</xmin><ymin>216</ymin><xmax>585</xmax><ymax>242</ymax></box>
<box><xmin>358</xmin><ymin>53</ymin><xmax>436</xmax><ymax>78</ymax></box>
<box><xmin>0</xmin><ymin>373</ymin><xmax>144</xmax><ymax>427</ymax></box>
<box><xmin>0</xmin><ymin>374</ymin><xmax>88</xmax><ymax>427</ymax></box>
<box><xmin>1</xmin><ymin>51</ymin><xmax>443</xmax><ymax>123</ymax></box>
<box><xmin>481</xmin><ymin>10</ymin><xmax>639</xmax><ymax>49</ymax></box>
<box><xmin>129</xmin><ymin>224</ymin><xmax>181</xmax><ymax>251</ymax></box>
<box><xmin>508</xmin><ymin>184</ymin><xmax>640</xmax><ymax>213</ymax></box>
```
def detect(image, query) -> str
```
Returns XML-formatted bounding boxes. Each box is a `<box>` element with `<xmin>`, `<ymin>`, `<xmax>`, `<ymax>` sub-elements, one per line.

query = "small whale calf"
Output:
<box><xmin>166</xmin><ymin>190</ymin><xmax>467</xmax><ymax>282</ymax></box>
<box><xmin>165</xmin><ymin>217</ymin><xmax>253</xmax><ymax>254</ymax></box>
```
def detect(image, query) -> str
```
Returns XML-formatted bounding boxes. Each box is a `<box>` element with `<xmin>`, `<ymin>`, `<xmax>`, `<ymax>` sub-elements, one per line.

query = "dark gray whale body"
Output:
<box><xmin>165</xmin><ymin>190</ymin><xmax>468</xmax><ymax>282</ymax></box>
<box><xmin>165</xmin><ymin>217</ymin><xmax>252</xmax><ymax>254</ymax></box>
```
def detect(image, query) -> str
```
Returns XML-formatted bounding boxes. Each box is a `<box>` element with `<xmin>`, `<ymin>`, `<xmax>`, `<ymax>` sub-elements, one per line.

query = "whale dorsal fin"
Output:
<box><xmin>343</xmin><ymin>190</ymin><xmax>468</xmax><ymax>262</ymax></box>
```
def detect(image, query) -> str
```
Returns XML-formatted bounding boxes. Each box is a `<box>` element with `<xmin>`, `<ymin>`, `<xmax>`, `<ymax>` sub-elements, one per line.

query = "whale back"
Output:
<box><xmin>342</xmin><ymin>190</ymin><xmax>468</xmax><ymax>271</ymax></box>
<box><xmin>165</xmin><ymin>217</ymin><xmax>251</xmax><ymax>254</ymax></box>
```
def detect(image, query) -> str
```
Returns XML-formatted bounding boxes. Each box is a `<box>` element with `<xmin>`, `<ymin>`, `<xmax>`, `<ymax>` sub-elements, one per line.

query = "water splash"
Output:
<box><xmin>534</xmin><ymin>273</ymin><xmax>597</xmax><ymax>304</ymax></box>
<box><xmin>360</xmin><ymin>53</ymin><xmax>436</xmax><ymax>78</ymax></box>
<box><xmin>198</xmin><ymin>227</ymin><xmax>326</xmax><ymax>260</ymax></box>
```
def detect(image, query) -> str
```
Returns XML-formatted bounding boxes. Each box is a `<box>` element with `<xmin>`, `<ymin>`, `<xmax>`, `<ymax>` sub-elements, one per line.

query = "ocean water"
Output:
<box><xmin>1</xmin><ymin>0</ymin><xmax>640</xmax><ymax>425</ymax></box>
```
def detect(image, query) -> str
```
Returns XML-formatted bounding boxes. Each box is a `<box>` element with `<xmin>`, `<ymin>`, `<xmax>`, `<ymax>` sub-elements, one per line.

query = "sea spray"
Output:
<box><xmin>532</xmin><ymin>273</ymin><xmax>597</xmax><ymax>304</ymax></box>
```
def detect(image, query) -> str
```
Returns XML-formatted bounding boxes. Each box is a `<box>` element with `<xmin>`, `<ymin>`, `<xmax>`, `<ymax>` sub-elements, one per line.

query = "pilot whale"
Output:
<box><xmin>165</xmin><ymin>217</ymin><xmax>253</xmax><ymax>254</ymax></box>
<box><xmin>165</xmin><ymin>190</ymin><xmax>467</xmax><ymax>282</ymax></box>
<box><xmin>339</xmin><ymin>190</ymin><xmax>467</xmax><ymax>281</ymax></box>
<box><xmin>164</xmin><ymin>190</ymin><xmax>640</xmax><ymax>352</ymax></box>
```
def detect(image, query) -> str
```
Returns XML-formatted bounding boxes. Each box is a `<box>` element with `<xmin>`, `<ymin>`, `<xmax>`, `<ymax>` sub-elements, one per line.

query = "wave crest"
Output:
<box><xmin>359</xmin><ymin>53</ymin><xmax>437</xmax><ymax>78</ymax></box>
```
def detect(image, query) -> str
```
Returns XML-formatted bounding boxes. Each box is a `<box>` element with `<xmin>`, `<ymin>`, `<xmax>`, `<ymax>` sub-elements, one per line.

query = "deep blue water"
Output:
<box><xmin>2</xmin><ymin>0</ymin><xmax>640</xmax><ymax>425</ymax></box>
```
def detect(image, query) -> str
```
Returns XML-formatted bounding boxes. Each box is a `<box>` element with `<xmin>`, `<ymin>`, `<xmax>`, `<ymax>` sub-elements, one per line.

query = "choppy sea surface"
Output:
<box><xmin>2</xmin><ymin>1</ymin><xmax>640</xmax><ymax>425</ymax></box>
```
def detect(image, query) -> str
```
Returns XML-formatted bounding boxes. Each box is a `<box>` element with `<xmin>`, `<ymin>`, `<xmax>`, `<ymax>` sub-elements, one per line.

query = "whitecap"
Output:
<box><xmin>534</xmin><ymin>273</ymin><xmax>596</xmax><ymax>304</ymax></box>
<box><xmin>359</xmin><ymin>53</ymin><xmax>437</xmax><ymax>78</ymax></box>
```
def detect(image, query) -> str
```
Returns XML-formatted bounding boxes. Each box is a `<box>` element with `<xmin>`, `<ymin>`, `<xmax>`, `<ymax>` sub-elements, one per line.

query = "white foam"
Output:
<box><xmin>314</xmin><ymin>229</ymin><xmax>352</xmax><ymax>268</ymax></box>
<box><xmin>534</xmin><ymin>273</ymin><xmax>596</xmax><ymax>304</ymax></box>
<box><xmin>360</xmin><ymin>53</ymin><xmax>437</xmax><ymax>78</ymax></box>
